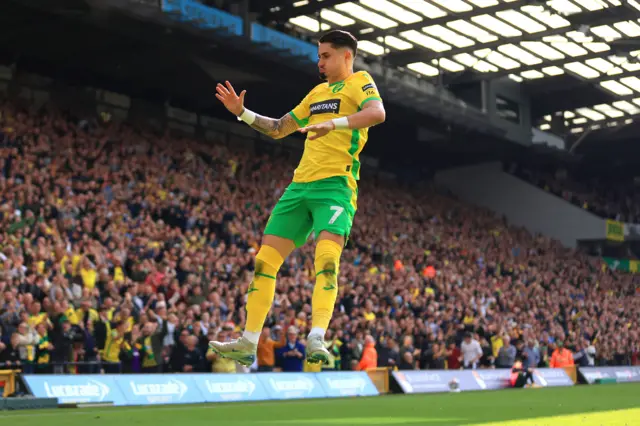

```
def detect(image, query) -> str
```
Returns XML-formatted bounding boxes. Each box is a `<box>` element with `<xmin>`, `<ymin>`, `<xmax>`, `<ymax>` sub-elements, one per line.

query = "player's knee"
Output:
<box><xmin>314</xmin><ymin>239</ymin><xmax>343</xmax><ymax>277</ymax></box>
<box><xmin>255</xmin><ymin>244</ymin><xmax>286</xmax><ymax>271</ymax></box>
<box><xmin>261</xmin><ymin>235</ymin><xmax>295</xmax><ymax>259</ymax></box>
<box><xmin>317</xmin><ymin>230</ymin><xmax>345</xmax><ymax>247</ymax></box>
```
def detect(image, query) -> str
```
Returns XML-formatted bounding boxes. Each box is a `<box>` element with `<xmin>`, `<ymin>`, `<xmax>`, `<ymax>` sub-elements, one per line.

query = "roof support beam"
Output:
<box><xmin>580</xmin><ymin>92</ymin><xmax>640</xmax><ymax>104</ymax></box>
<box><xmin>385</xmin><ymin>6</ymin><xmax>629</xmax><ymax>66</ymax></box>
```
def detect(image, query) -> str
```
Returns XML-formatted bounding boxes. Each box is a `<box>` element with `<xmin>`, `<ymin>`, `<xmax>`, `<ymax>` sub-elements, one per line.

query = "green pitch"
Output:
<box><xmin>3</xmin><ymin>384</ymin><xmax>639</xmax><ymax>426</ymax></box>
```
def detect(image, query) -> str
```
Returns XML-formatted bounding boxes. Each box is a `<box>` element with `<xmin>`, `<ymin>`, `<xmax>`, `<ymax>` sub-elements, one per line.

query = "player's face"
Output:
<box><xmin>318</xmin><ymin>43</ymin><xmax>350</xmax><ymax>81</ymax></box>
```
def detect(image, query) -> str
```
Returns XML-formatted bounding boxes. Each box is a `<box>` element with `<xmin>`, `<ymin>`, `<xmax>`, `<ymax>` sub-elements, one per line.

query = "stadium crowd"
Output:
<box><xmin>508</xmin><ymin>163</ymin><xmax>640</xmax><ymax>224</ymax></box>
<box><xmin>0</xmin><ymin>100</ymin><xmax>639</xmax><ymax>376</ymax></box>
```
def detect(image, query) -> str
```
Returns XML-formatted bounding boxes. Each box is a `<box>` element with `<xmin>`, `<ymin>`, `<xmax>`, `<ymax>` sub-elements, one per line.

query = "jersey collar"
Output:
<box><xmin>327</xmin><ymin>72</ymin><xmax>355</xmax><ymax>87</ymax></box>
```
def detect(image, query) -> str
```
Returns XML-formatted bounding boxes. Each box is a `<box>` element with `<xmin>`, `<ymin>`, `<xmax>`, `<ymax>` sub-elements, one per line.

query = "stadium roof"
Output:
<box><xmin>259</xmin><ymin>0</ymin><xmax>640</xmax><ymax>136</ymax></box>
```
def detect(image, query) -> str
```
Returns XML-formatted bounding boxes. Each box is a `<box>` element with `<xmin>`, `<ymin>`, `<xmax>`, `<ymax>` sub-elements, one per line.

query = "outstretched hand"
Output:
<box><xmin>299</xmin><ymin>121</ymin><xmax>335</xmax><ymax>141</ymax></box>
<box><xmin>215</xmin><ymin>81</ymin><xmax>246</xmax><ymax>116</ymax></box>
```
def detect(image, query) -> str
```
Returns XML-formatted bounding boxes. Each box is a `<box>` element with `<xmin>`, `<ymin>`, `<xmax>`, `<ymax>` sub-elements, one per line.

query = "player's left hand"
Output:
<box><xmin>298</xmin><ymin>121</ymin><xmax>335</xmax><ymax>140</ymax></box>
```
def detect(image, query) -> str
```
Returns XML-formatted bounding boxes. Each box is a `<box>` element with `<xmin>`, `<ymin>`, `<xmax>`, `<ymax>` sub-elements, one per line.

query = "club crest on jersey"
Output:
<box><xmin>310</xmin><ymin>99</ymin><xmax>341</xmax><ymax>115</ymax></box>
<box><xmin>332</xmin><ymin>82</ymin><xmax>345</xmax><ymax>93</ymax></box>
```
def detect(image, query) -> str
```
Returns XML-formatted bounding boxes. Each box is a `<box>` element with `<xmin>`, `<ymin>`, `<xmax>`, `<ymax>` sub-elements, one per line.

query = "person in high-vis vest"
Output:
<box><xmin>356</xmin><ymin>335</ymin><xmax>378</xmax><ymax>371</ymax></box>
<box><xmin>549</xmin><ymin>341</ymin><xmax>574</xmax><ymax>368</ymax></box>
<box><xmin>510</xmin><ymin>357</ymin><xmax>534</xmax><ymax>388</ymax></box>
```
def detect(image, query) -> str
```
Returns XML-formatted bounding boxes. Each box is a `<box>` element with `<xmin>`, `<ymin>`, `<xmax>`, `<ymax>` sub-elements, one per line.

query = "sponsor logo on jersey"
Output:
<box><xmin>362</xmin><ymin>83</ymin><xmax>375</xmax><ymax>92</ymax></box>
<box><xmin>310</xmin><ymin>99</ymin><xmax>341</xmax><ymax>115</ymax></box>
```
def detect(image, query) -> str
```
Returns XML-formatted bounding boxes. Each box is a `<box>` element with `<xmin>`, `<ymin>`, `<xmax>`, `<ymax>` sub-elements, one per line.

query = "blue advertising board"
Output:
<box><xmin>192</xmin><ymin>374</ymin><xmax>270</xmax><ymax>403</ymax></box>
<box><xmin>257</xmin><ymin>373</ymin><xmax>326</xmax><ymax>400</ymax></box>
<box><xmin>116</xmin><ymin>375</ymin><xmax>204</xmax><ymax>405</ymax></box>
<box><xmin>580</xmin><ymin>366</ymin><xmax>640</xmax><ymax>384</ymax></box>
<box><xmin>316</xmin><ymin>372</ymin><xmax>379</xmax><ymax>397</ymax></box>
<box><xmin>26</xmin><ymin>372</ymin><xmax>379</xmax><ymax>406</ymax></box>
<box><xmin>23</xmin><ymin>375</ymin><xmax>128</xmax><ymax>406</ymax></box>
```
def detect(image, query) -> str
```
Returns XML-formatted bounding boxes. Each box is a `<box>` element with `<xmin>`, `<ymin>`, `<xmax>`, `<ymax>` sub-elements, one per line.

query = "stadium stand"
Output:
<box><xmin>1</xmin><ymin>98</ymin><xmax>638</xmax><ymax>375</ymax></box>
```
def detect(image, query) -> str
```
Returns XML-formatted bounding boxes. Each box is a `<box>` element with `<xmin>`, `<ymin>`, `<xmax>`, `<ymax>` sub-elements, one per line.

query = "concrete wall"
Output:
<box><xmin>435</xmin><ymin>162</ymin><xmax>606</xmax><ymax>247</ymax></box>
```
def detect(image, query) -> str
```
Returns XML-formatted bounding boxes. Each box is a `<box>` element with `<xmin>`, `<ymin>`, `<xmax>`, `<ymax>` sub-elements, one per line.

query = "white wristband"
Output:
<box><xmin>237</xmin><ymin>108</ymin><xmax>256</xmax><ymax>125</ymax></box>
<box><xmin>332</xmin><ymin>117</ymin><xmax>350</xmax><ymax>130</ymax></box>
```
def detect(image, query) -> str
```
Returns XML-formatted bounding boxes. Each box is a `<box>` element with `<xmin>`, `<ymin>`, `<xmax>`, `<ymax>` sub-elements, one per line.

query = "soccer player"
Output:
<box><xmin>209</xmin><ymin>30</ymin><xmax>385</xmax><ymax>366</ymax></box>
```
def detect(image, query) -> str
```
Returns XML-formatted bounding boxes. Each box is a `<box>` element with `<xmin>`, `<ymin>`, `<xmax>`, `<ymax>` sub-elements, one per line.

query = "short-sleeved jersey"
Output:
<box><xmin>289</xmin><ymin>71</ymin><xmax>382</xmax><ymax>194</ymax></box>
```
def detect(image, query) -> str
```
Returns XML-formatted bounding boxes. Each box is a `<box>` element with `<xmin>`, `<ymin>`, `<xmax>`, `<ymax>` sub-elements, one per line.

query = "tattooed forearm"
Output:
<box><xmin>250</xmin><ymin>115</ymin><xmax>280</xmax><ymax>138</ymax></box>
<box><xmin>249</xmin><ymin>113</ymin><xmax>299</xmax><ymax>140</ymax></box>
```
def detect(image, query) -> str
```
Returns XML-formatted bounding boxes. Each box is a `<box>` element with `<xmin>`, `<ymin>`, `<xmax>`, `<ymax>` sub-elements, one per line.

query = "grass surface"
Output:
<box><xmin>3</xmin><ymin>383</ymin><xmax>639</xmax><ymax>426</ymax></box>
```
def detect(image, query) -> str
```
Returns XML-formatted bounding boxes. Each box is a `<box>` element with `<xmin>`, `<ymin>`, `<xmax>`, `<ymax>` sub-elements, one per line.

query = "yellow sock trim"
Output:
<box><xmin>312</xmin><ymin>239</ymin><xmax>343</xmax><ymax>330</ymax></box>
<box><xmin>244</xmin><ymin>245</ymin><xmax>284</xmax><ymax>333</ymax></box>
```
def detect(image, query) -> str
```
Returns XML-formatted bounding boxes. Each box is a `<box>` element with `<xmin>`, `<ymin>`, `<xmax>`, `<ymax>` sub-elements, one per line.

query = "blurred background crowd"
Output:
<box><xmin>0</xmin><ymin>99</ymin><xmax>638</xmax><ymax>376</ymax></box>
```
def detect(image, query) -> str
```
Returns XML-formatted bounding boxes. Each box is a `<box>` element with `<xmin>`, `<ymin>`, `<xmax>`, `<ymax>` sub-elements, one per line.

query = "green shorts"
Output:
<box><xmin>264</xmin><ymin>176</ymin><xmax>357</xmax><ymax>248</ymax></box>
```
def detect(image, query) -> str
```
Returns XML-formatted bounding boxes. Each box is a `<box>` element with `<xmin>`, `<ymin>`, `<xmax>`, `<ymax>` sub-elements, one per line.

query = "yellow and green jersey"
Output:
<box><xmin>36</xmin><ymin>334</ymin><xmax>51</xmax><ymax>364</ymax></box>
<box><xmin>138</xmin><ymin>336</ymin><xmax>158</xmax><ymax>368</ymax></box>
<box><xmin>103</xmin><ymin>327</ymin><xmax>128</xmax><ymax>363</ymax></box>
<box><xmin>288</xmin><ymin>70</ymin><xmax>382</xmax><ymax>206</ymax></box>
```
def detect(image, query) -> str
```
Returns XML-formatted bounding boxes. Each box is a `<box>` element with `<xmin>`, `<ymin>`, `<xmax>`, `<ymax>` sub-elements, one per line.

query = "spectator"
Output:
<box><xmin>479</xmin><ymin>337</ymin><xmax>494</xmax><ymax>368</ymax></box>
<box><xmin>422</xmin><ymin>342</ymin><xmax>446</xmax><ymax>370</ymax></box>
<box><xmin>206</xmin><ymin>327</ymin><xmax>236</xmax><ymax>373</ymax></box>
<box><xmin>460</xmin><ymin>332</ymin><xmax>483</xmax><ymax>370</ymax></box>
<box><xmin>277</xmin><ymin>326</ymin><xmax>305</xmax><ymax>372</ymax></box>
<box><xmin>321</xmin><ymin>329</ymin><xmax>342</xmax><ymax>371</ymax></box>
<box><xmin>378</xmin><ymin>337</ymin><xmax>400</xmax><ymax>369</ymax></box>
<box><xmin>136</xmin><ymin>319</ymin><xmax>168</xmax><ymax>373</ymax></box>
<box><xmin>34</xmin><ymin>322</ymin><xmax>53</xmax><ymax>373</ymax></box>
<box><xmin>256</xmin><ymin>326</ymin><xmax>285</xmax><ymax>372</ymax></box>
<box><xmin>398</xmin><ymin>351</ymin><xmax>416</xmax><ymax>371</ymax></box>
<box><xmin>523</xmin><ymin>340</ymin><xmax>540</xmax><ymax>370</ymax></box>
<box><xmin>356</xmin><ymin>335</ymin><xmax>377</xmax><ymax>371</ymax></box>
<box><xmin>496</xmin><ymin>336</ymin><xmax>516</xmax><ymax>369</ymax></box>
<box><xmin>179</xmin><ymin>335</ymin><xmax>203</xmax><ymax>373</ymax></box>
<box><xmin>549</xmin><ymin>341</ymin><xmax>574</xmax><ymax>368</ymax></box>
<box><xmin>0</xmin><ymin>333</ymin><xmax>21</xmax><ymax>369</ymax></box>
<box><xmin>101</xmin><ymin>321</ymin><xmax>128</xmax><ymax>374</ymax></box>
<box><xmin>446</xmin><ymin>342</ymin><xmax>461</xmax><ymax>370</ymax></box>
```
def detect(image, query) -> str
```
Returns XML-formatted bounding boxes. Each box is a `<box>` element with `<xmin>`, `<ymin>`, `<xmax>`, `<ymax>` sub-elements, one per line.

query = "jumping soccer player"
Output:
<box><xmin>209</xmin><ymin>30</ymin><xmax>385</xmax><ymax>366</ymax></box>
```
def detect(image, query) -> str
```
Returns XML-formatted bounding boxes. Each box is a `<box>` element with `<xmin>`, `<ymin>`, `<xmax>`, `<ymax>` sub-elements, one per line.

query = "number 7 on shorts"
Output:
<box><xmin>329</xmin><ymin>206</ymin><xmax>344</xmax><ymax>224</ymax></box>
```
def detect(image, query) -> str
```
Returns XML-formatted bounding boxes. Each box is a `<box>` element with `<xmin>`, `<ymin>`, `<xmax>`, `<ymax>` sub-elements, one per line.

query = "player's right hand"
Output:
<box><xmin>215</xmin><ymin>81</ymin><xmax>246</xmax><ymax>116</ymax></box>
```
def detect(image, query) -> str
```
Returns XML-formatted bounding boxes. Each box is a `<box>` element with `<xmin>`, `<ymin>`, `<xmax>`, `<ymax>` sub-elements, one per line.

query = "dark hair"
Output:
<box><xmin>319</xmin><ymin>30</ymin><xmax>358</xmax><ymax>57</ymax></box>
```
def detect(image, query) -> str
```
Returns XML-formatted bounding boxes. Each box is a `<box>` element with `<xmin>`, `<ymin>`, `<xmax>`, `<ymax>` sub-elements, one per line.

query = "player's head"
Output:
<box><xmin>318</xmin><ymin>30</ymin><xmax>358</xmax><ymax>81</ymax></box>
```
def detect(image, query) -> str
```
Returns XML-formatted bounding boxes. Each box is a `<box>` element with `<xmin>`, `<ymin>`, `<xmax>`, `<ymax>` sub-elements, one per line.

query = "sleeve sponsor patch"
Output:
<box><xmin>362</xmin><ymin>83</ymin><xmax>375</xmax><ymax>92</ymax></box>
